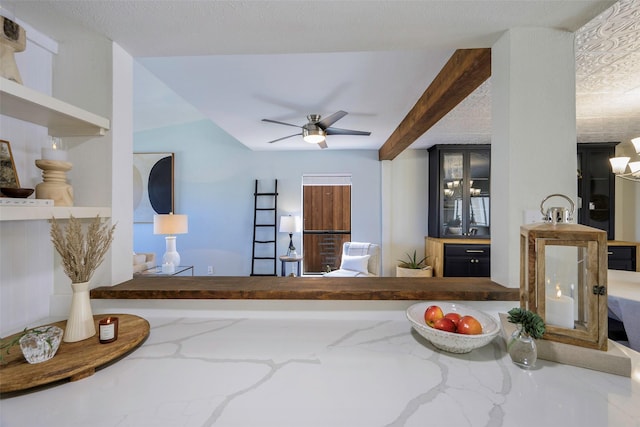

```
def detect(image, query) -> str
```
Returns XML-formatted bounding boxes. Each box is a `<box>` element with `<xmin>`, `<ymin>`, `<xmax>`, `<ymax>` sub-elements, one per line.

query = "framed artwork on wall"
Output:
<box><xmin>0</xmin><ymin>140</ymin><xmax>20</xmax><ymax>189</ymax></box>
<box><xmin>133</xmin><ymin>152</ymin><xmax>174</xmax><ymax>223</ymax></box>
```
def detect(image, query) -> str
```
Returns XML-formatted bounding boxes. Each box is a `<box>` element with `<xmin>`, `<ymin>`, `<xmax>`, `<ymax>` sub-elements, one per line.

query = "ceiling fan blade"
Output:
<box><xmin>325</xmin><ymin>127</ymin><xmax>371</xmax><ymax>136</ymax></box>
<box><xmin>316</xmin><ymin>110</ymin><xmax>348</xmax><ymax>129</ymax></box>
<box><xmin>266</xmin><ymin>133</ymin><xmax>302</xmax><ymax>144</ymax></box>
<box><xmin>262</xmin><ymin>118</ymin><xmax>302</xmax><ymax>128</ymax></box>
<box><xmin>317</xmin><ymin>140</ymin><xmax>328</xmax><ymax>149</ymax></box>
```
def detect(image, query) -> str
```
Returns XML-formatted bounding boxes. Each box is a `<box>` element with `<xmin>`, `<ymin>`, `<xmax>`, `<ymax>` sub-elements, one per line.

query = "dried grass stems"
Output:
<box><xmin>50</xmin><ymin>215</ymin><xmax>116</xmax><ymax>283</ymax></box>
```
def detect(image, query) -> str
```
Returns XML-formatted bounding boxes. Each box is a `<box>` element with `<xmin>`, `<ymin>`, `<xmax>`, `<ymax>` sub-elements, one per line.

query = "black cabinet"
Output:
<box><xmin>608</xmin><ymin>245</ymin><xmax>637</xmax><ymax>271</ymax></box>
<box><xmin>577</xmin><ymin>143</ymin><xmax>617</xmax><ymax>240</ymax></box>
<box><xmin>443</xmin><ymin>244</ymin><xmax>490</xmax><ymax>277</ymax></box>
<box><xmin>428</xmin><ymin>144</ymin><xmax>491</xmax><ymax>238</ymax></box>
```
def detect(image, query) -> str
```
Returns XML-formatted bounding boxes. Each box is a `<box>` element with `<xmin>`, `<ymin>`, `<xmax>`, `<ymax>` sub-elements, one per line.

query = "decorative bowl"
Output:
<box><xmin>19</xmin><ymin>326</ymin><xmax>64</xmax><ymax>364</ymax></box>
<box><xmin>1</xmin><ymin>187</ymin><xmax>35</xmax><ymax>198</ymax></box>
<box><xmin>406</xmin><ymin>302</ymin><xmax>500</xmax><ymax>354</ymax></box>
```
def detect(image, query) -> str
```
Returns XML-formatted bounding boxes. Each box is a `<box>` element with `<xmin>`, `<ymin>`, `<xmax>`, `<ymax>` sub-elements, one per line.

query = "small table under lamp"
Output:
<box><xmin>153</xmin><ymin>213</ymin><xmax>188</xmax><ymax>273</ymax></box>
<box><xmin>279</xmin><ymin>215</ymin><xmax>301</xmax><ymax>257</ymax></box>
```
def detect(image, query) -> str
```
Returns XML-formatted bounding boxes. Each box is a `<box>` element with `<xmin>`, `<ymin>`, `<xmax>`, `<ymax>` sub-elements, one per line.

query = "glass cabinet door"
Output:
<box><xmin>429</xmin><ymin>144</ymin><xmax>491</xmax><ymax>238</ymax></box>
<box><xmin>441</xmin><ymin>152</ymin><xmax>464</xmax><ymax>236</ymax></box>
<box><xmin>468</xmin><ymin>150</ymin><xmax>490</xmax><ymax>236</ymax></box>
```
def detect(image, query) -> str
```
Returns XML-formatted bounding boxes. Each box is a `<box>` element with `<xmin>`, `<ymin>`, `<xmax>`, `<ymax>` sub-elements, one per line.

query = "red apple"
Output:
<box><xmin>424</xmin><ymin>305</ymin><xmax>444</xmax><ymax>327</ymax></box>
<box><xmin>457</xmin><ymin>315</ymin><xmax>483</xmax><ymax>335</ymax></box>
<box><xmin>433</xmin><ymin>317</ymin><xmax>457</xmax><ymax>333</ymax></box>
<box><xmin>444</xmin><ymin>312</ymin><xmax>461</xmax><ymax>327</ymax></box>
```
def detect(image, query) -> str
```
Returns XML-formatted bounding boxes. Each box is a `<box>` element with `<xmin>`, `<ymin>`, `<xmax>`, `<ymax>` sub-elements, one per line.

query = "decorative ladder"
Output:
<box><xmin>251</xmin><ymin>179</ymin><xmax>278</xmax><ymax>276</ymax></box>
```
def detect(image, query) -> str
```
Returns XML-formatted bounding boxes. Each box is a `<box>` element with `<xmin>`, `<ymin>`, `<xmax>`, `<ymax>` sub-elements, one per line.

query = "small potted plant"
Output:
<box><xmin>396</xmin><ymin>250</ymin><xmax>432</xmax><ymax>277</ymax></box>
<box><xmin>506</xmin><ymin>307</ymin><xmax>546</xmax><ymax>369</ymax></box>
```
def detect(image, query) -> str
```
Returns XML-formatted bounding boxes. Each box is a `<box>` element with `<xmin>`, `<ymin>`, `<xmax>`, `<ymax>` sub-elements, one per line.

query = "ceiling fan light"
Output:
<box><xmin>610</xmin><ymin>156</ymin><xmax>630</xmax><ymax>174</ymax></box>
<box><xmin>631</xmin><ymin>137</ymin><xmax>640</xmax><ymax>154</ymax></box>
<box><xmin>303</xmin><ymin>127</ymin><xmax>325</xmax><ymax>144</ymax></box>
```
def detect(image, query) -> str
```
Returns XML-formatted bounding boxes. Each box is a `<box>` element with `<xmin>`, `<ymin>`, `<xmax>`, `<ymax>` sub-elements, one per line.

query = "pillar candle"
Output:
<box><xmin>546</xmin><ymin>290</ymin><xmax>574</xmax><ymax>329</ymax></box>
<box><xmin>41</xmin><ymin>147</ymin><xmax>67</xmax><ymax>161</ymax></box>
<box><xmin>41</xmin><ymin>137</ymin><xmax>67</xmax><ymax>161</ymax></box>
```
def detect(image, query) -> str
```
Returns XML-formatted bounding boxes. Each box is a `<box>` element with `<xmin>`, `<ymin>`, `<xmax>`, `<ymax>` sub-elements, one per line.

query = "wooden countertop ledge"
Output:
<box><xmin>91</xmin><ymin>276</ymin><xmax>519</xmax><ymax>301</ymax></box>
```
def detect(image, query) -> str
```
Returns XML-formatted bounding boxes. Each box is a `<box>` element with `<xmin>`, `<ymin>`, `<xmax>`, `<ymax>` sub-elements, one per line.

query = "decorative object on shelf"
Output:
<box><xmin>133</xmin><ymin>152</ymin><xmax>174</xmax><ymax>223</ymax></box>
<box><xmin>35</xmin><ymin>159</ymin><xmax>73</xmax><ymax>206</ymax></box>
<box><xmin>279</xmin><ymin>215</ymin><xmax>301</xmax><ymax>257</ymax></box>
<box><xmin>154</xmin><ymin>212</ymin><xmax>188</xmax><ymax>267</ymax></box>
<box><xmin>609</xmin><ymin>137</ymin><xmax>640</xmax><ymax>182</ymax></box>
<box><xmin>506</xmin><ymin>308</ymin><xmax>545</xmax><ymax>369</ymax></box>
<box><xmin>98</xmin><ymin>316</ymin><xmax>118</xmax><ymax>344</ymax></box>
<box><xmin>50</xmin><ymin>215</ymin><xmax>116</xmax><ymax>342</ymax></box>
<box><xmin>19</xmin><ymin>326</ymin><xmax>64</xmax><ymax>364</ymax></box>
<box><xmin>0</xmin><ymin>187</ymin><xmax>33</xmax><ymax>198</ymax></box>
<box><xmin>41</xmin><ymin>136</ymin><xmax>67</xmax><ymax>161</ymax></box>
<box><xmin>0</xmin><ymin>139</ymin><xmax>19</xmax><ymax>189</ymax></box>
<box><xmin>396</xmin><ymin>250</ymin><xmax>432</xmax><ymax>277</ymax></box>
<box><xmin>0</xmin><ymin>16</ymin><xmax>26</xmax><ymax>84</ymax></box>
<box><xmin>521</xmin><ymin>196</ymin><xmax>608</xmax><ymax>351</ymax></box>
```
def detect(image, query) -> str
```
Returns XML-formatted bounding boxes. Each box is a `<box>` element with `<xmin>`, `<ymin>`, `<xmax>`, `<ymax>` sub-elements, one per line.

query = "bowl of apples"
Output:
<box><xmin>406</xmin><ymin>302</ymin><xmax>500</xmax><ymax>354</ymax></box>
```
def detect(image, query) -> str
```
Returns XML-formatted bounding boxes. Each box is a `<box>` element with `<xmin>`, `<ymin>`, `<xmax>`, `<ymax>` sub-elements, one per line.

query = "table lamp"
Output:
<box><xmin>279</xmin><ymin>215</ymin><xmax>301</xmax><ymax>256</ymax></box>
<box><xmin>154</xmin><ymin>213</ymin><xmax>188</xmax><ymax>269</ymax></box>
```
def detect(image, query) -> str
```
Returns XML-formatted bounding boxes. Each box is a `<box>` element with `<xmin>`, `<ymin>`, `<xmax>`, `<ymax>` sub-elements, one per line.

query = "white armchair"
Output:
<box><xmin>133</xmin><ymin>252</ymin><xmax>156</xmax><ymax>274</ymax></box>
<box><xmin>323</xmin><ymin>242</ymin><xmax>380</xmax><ymax>277</ymax></box>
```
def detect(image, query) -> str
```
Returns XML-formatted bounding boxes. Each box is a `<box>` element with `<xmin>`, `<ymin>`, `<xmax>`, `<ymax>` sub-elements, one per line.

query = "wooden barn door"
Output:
<box><xmin>302</xmin><ymin>176</ymin><xmax>351</xmax><ymax>274</ymax></box>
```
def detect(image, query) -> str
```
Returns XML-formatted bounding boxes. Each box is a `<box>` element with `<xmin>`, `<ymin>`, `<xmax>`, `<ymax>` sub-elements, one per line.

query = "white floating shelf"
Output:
<box><xmin>0</xmin><ymin>206</ymin><xmax>111</xmax><ymax>221</ymax></box>
<box><xmin>0</xmin><ymin>77</ymin><xmax>110</xmax><ymax>136</ymax></box>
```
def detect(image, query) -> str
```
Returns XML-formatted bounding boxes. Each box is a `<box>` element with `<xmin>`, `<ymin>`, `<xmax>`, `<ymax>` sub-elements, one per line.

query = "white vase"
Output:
<box><xmin>64</xmin><ymin>281</ymin><xmax>96</xmax><ymax>342</ymax></box>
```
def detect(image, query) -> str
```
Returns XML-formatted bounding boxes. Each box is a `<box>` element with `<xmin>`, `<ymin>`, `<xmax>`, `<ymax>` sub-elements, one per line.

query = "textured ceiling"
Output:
<box><xmin>4</xmin><ymin>0</ymin><xmax>638</xmax><ymax>152</ymax></box>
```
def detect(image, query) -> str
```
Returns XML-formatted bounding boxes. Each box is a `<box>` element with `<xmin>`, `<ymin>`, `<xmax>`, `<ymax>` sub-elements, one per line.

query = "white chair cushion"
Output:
<box><xmin>324</xmin><ymin>269</ymin><xmax>366</xmax><ymax>277</ymax></box>
<box><xmin>133</xmin><ymin>254</ymin><xmax>147</xmax><ymax>265</ymax></box>
<box><xmin>340</xmin><ymin>254</ymin><xmax>371</xmax><ymax>274</ymax></box>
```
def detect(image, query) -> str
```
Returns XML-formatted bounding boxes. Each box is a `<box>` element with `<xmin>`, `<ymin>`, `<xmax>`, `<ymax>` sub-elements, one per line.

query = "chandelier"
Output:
<box><xmin>609</xmin><ymin>137</ymin><xmax>640</xmax><ymax>182</ymax></box>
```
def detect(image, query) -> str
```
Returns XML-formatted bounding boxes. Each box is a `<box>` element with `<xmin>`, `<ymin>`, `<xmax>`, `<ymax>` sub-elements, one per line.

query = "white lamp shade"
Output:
<box><xmin>609</xmin><ymin>157</ymin><xmax>630</xmax><ymax>174</ymax></box>
<box><xmin>628</xmin><ymin>161</ymin><xmax>640</xmax><ymax>175</ymax></box>
<box><xmin>154</xmin><ymin>214</ymin><xmax>188</xmax><ymax>235</ymax></box>
<box><xmin>631</xmin><ymin>137</ymin><xmax>640</xmax><ymax>154</ymax></box>
<box><xmin>279</xmin><ymin>215</ymin><xmax>301</xmax><ymax>233</ymax></box>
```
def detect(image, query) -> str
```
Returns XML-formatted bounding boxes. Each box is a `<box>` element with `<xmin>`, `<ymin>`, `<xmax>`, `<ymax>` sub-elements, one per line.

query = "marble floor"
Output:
<box><xmin>1</xmin><ymin>301</ymin><xmax>639</xmax><ymax>427</ymax></box>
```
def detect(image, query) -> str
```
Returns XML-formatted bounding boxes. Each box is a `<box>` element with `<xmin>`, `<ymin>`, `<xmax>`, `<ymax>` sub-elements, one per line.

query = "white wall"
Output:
<box><xmin>133</xmin><ymin>119</ymin><xmax>384</xmax><ymax>276</ymax></box>
<box><xmin>381</xmin><ymin>150</ymin><xmax>429</xmax><ymax>277</ymax></box>
<box><xmin>0</xmin><ymin>22</ymin><xmax>133</xmax><ymax>332</ymax></box>
<box><xmin>491</xmin><ymin>28</ymin><xmax>578</xmax><ymax>288</ymax></box>
<box><xmin>0</xmin><ymin>28</ymin><xmax>57</xmax><ymax>334</ymax></box>
<box><xmin>614</xmin><ymin>139</ymin><xmax>640</xmax><ymax>242</ymax></box>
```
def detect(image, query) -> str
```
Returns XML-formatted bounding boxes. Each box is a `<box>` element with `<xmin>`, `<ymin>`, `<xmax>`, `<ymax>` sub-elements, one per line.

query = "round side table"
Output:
<box><xmin>279</xmin><ymin>255</ymin><xmax>303</xmax><ymax>277</ymax></box>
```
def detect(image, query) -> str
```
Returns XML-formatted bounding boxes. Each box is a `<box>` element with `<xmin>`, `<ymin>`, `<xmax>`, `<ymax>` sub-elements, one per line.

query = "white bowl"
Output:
<box><xmin>406</xmin><ymin>302</ymin><xmax>500</xmax><ymax>354</ymax></box>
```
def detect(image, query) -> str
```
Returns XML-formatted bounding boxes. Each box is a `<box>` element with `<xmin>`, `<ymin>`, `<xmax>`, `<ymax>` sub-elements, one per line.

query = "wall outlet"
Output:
<box><xmin>207</xmin><ymin>266</ymin><xmax>213</xmax><ymax>275</ymax></box>
<box><xmin>523</xmin><ymin>209</ymin><xmax>541</xmax><ymax>225</ymax></box>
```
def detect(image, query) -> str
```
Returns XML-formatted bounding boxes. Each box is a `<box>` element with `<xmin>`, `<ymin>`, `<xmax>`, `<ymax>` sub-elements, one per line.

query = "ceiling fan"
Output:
<box><xmin>262</xmin><ymin>110</ymin><xmax>371</xmax><ymax>149</ymax></box>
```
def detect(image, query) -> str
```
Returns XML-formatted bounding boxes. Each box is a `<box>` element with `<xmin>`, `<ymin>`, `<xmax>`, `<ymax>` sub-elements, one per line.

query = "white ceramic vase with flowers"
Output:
<box><xmin>50</xmin><ymin>215</ymin><xmax>115</xmax><ymax>342</ymax></box>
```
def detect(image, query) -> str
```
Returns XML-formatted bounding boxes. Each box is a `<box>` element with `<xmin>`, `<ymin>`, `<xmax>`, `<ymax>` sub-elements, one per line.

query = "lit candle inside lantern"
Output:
<box><xmin>41</xmin><ymin>137</ymin><xmax>68</xmax><ymax>161</ymax></box>
<box><xmin>545</xmin><ymin>286</ymin><xmax>575</xmax><ymax>329</ymax></box>
<box><xmin>99</xmin><ymin>316</ymin><xmax>119</xmax><ymax>344</ymax></box>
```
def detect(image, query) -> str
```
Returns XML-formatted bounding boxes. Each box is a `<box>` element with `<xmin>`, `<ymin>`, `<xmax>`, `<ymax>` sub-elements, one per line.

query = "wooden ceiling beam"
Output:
<box><xmin>378</xmin><ymin>48</ymin><xmax>491</xmax><ymax>161</ymax></box>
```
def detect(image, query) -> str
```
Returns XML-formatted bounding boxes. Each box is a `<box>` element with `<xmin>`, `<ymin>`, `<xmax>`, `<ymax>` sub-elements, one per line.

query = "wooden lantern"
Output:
<box><xmin>520</xmin><ymin>223</ymin><xmax>608</xmax><ymax>350</ymax></box>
